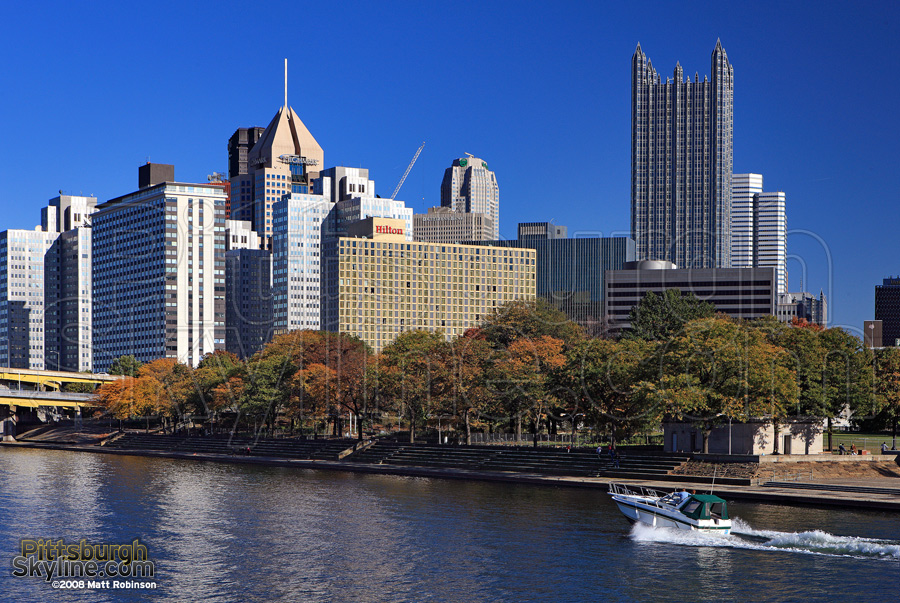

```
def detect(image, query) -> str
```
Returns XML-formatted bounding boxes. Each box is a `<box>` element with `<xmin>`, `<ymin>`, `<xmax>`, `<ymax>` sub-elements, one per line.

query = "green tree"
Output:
<box><xmin>874</xmin><ymin>347</ymin><xmax>900</xmax><ymax>449</ymax></box>
<box><xmin>108</xmin><ymin>355</ymin><xmax>143</xmax><ymax>377</ymax></box>
<box><xmin>625</xmin><ymin>289</ymin><xmax>716</xmax><ymax>342</ymax></box>
<box><xmin>820</xmin><ymin>327</ymin><xmax>876</xmax><ymax>449</ymax></box>
<box><xmin>639</xmin><ymin>317</ymin><xmax>798</xmax><ymax>453</ymax></box>
<box><xmin>448</xmin><ymin>329</ymin><xmax>494</xmax><ymax>444</ymax></box>
<box><xmin>555</xmin><ymin>337</ymin><xmax>661</xmax><ymax>446</ymax></box>
<box><xmin>480</xmin><ymin>299</ymin><xmax>583</xmax><ymax>349</ymax></box>
<box><xmin>378</xmin><ymin>330</ymin><xmax>451</xmax><ymax>443</ymax></box>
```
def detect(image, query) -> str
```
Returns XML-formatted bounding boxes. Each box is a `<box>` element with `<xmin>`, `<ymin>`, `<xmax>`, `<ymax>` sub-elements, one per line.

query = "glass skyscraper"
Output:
<box><xmin>631</xmin><ymin>41</ymin><xmax>734</xmax><ymax>268</ymax></box>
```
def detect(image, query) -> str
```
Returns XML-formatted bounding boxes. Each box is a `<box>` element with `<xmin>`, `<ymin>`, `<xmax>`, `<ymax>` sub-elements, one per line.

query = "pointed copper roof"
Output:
<box><xmin>247</xmin><ymin>105</ymin><xmax>324</xmax><ymax>170</ymax></box>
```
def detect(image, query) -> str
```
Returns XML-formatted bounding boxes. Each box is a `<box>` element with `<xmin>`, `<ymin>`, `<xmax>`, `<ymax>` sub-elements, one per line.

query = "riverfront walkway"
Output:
<box><xmin>3</xmin><ymin>438</ymin><xmax>900</xmax><ymax>511</ymax></box>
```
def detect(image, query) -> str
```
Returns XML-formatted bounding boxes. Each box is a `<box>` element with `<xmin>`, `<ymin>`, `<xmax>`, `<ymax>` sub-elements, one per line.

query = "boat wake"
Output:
<box><xmin>629</xmin><ymin>518</ymin><xmax>900</xmax><ymax>560</ymax></box>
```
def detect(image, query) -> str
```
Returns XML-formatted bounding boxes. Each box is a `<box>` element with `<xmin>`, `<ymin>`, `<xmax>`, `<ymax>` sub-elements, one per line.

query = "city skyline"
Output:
<box><xmin>2</xmin><ymin>2</ymin><xmax>899</xmax><ymax>337</ymax></box>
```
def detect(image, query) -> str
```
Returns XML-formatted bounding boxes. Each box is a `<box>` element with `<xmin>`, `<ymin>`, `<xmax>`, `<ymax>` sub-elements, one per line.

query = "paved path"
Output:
<box><xmin>3</xmin><ymin>440</ymin><xmax>900</xmax><ymax>511</ymax></box>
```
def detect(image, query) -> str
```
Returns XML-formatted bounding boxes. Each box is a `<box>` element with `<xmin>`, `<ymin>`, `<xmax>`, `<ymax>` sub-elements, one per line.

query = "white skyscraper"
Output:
<box><xmin>92</xmin><ymin>165</ymin><xmax>226</xmax><ymax>370</ymax></box>
<box><xmin>732</xmin><ymin>173</ymin><xmax>786</xmax><ymax>294</ymax></box>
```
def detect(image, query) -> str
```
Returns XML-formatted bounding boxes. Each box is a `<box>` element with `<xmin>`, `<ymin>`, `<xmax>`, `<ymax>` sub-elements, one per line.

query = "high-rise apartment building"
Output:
<box><xmin>43</xmin><ymin>194</ymin><xmax>97</xmax><ymax>372</ymax></box>
<box><xmin>732</xmin><ymin>174</ymin><xmax>787</xmax><ymax>294</ymax></box>
<box><xmin>441</xmin><ymin>156</ymin><xmax>499</xmax><ymax>240</ymax></box>
<box><xmin>322</xmin><ymin>218</ymin><xmax>535</xmax><ymax>352</ymax></box>
<box><xmin>413</xmin><ymin>207</ymin><xmax>493</xmax><ymax>244</ymax></box>
<box><xmin>0</xmin><ymin>194</ymin><xmax>96</xmax><ymax>371</ymax></box>
<box><xmin>875</xmin><ymin>277</ymin><xmax>900</xmax><ymax>348</ymax></box>
<box><xmin>631</xmin><ymin>41</ymin><xmax>734</xmax><ymax>268</ymax></box>
<box><xmin>92</xmin><ymin>165</ymin><xmax>226</xmax><ymax>370</ymax></box>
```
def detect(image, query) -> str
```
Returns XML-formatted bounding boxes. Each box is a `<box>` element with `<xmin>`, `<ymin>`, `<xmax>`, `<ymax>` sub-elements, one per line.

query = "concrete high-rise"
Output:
<box><xmin>0</xmin><ymin>194</ymin><xmax>96</xmax><ymax>371</ymax></box>
<box><xmin>43</xmin><ymin>194</ymin><xmax>97</xmax><ymax>372</ymax></box>
<box><xmin>92</xmin><ymin>165</ymin><xmax>226</xmax><ymax>370</ymax></box>
<box><xmin>413</xmin><ymin>207</ymin><xmax>493</xmax><ymax>244</ymax></box>
<box><xmin>441</xmin><ymin>156</ymin><xmax>499</xmax><ymax>240</ymax></box>
<box><xmin>631</xmin><ymin>41</ymin><xmax>734</xmax><ymax>268</ymax></box>
<box><xmin>731</xmin><ymin>174</ymin><xmax>787</xmax><ymax>294</ymax></box>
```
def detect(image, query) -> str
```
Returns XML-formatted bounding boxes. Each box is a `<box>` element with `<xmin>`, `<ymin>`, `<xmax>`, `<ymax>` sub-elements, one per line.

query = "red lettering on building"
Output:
<box><xmin>375</xmin><ymin>225</ymin><xmax>404</xmax><ymax>235</ymax></box>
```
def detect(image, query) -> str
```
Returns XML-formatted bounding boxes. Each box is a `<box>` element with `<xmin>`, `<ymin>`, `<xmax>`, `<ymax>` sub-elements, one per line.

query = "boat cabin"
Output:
<box><xmin>679</xmin><ymin>494</ymin><xmax>729</xmax><ymax>521</ymax></box>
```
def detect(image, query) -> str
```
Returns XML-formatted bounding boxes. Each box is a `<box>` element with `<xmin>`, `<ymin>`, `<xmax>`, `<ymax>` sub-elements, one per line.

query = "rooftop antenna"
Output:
<box><xmin>464</xmin><ymin>152</ymin><xmax>475</xmax><ymax>158</ymax></box>
<box><xmin>284</xmin><ymin>58</ymin><xmax>288</xmax><ymax>107</ymax></box>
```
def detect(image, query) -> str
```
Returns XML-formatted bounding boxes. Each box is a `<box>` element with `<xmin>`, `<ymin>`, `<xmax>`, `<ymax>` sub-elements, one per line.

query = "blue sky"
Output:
<box><xmin>1</xmin><ymin>1</ymin><xmax>898</xmax><ymax>336</ymax></box>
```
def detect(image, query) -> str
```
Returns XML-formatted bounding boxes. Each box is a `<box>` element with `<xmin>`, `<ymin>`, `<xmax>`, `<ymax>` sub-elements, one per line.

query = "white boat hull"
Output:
<box><xmin>609</xmin><ymin>486</ymin><xmax>731</xmax><ymax>534</ymax></box>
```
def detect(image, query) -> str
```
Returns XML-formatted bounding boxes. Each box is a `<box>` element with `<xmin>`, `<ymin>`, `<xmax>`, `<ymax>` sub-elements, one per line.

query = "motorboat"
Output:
<box><xmin>608</xmin><ymin>483</ymin><xmax>731</xmax><ymax>534</ymax></box>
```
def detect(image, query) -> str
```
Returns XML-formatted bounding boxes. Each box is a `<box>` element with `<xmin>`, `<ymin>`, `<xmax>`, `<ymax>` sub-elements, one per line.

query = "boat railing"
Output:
<box><xmin>608</xmin><ymin>482</ymin><xmax>671</xmax><ymax>506</ymax></box>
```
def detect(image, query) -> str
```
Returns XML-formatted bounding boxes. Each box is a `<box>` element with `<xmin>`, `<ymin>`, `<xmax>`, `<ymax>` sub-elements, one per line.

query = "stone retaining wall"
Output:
<box><xmin>673</xmin><ymin>457</ymin><xmax>900</xmax><ymax>481</ymax></box>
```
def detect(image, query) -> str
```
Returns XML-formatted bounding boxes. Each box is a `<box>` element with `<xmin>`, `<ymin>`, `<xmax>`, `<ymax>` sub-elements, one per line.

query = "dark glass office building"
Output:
<box><xmin>466</xmin><ymin>225</ymin><xmax>635</xmax><ymax>329</ymax></box>
<box><xmin>875</xmin><ymin>277</ymin><xmax>900</xmax><ymax>348</ymax></box>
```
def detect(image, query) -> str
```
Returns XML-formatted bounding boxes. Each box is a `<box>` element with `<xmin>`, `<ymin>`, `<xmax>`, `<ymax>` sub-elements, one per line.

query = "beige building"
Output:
<box><xmin>664</xmin><ymin>418</ymin><xmax>825</xmax><ymax>455</ymax></box>
<box><xmin>323</xmin><ymin>218</ymin><xmax>535</xmax><ymax>351</ymax></box>
<box><xmin>413</xmin><ymin>206</ymin><xmax>494</xmax><ymax>243</ymax></box>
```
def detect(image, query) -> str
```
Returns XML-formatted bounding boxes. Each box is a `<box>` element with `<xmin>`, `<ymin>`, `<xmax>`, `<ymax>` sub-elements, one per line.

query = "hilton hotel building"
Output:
<box><xmin>323</xmin><ymin>218</ymin><xmax>535</xmax><ymax>352</ymax></box>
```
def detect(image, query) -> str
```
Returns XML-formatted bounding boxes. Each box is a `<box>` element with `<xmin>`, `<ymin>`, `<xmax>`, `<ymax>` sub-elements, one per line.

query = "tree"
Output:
<box><xmin>480</xmin><ymin>299</ymin><xmax>583</xmax><ymax>349</ymax></box>
<box><xmin>95</xmin><ymin>377</ymin><xmax>150</xmax><ymax>429</ymax></box>
<box><xmin>625</xmin><ymin>289</ymin><xmax>716</xmax><ymax>342</ymax></box>
<box><xmin>190</xmin><ymin>351</ymin><xmax>243</xmax><ymax>431</ymax></box>
<box><xmin>820</xmin><ymin>327</ymin><xmax>876</xmax><ymax>448</ymax></box>
<box><xmin>378</xmin><ymin>330</ymin><xmax>451</xmax><ymax>443</ymax></box>
<box><xmin>136</xmin><ymin>359</ymin><xmax>194</xmax><ymax>431</ymax></box>
<box><xmin>494</xmin><ymin>336</ymin><xmax>566</xmax><ymax>446</ymax></box>
<box><xmin>108</xmin><ymin>355</ymin><xmax>143</xmax><ymax>377</ymax></box>
<box><xmin>874</xmin><ymin>347</ymin><xmax>900</xmax><ymax>449</ymax></box>
<box><xmin>640</xmin><ymin>317</ymin><xmax>798</xmax><ymax>453</ymax></box>
<box><xmin>448</xmin><ymin>329</ymin><xmax>494</xmax><ymax>444</ymax></box>
<box><xmin>555</xmin><ymin>337</ymin><xmax>661</xmax><ymax>446</ymax></box>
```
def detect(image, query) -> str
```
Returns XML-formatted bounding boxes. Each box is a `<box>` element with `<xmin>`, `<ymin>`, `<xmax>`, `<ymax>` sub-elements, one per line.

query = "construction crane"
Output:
<box><xmin>391</xmin><ymin>142</ymin><xmax>425</xmax><ymax>200</ymax></box>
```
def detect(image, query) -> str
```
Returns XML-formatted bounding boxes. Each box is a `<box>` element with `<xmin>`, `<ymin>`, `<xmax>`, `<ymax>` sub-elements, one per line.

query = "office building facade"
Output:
<box><xmin>0</xmin><ymin>229</ymin><xmax>55</xmax><ymax>369</ymax></box>
<box><xmin>776</xmin><ymin>291</ymin><xmax>827</xmax><ymax>326</ymax></box>
<box><xmin>225</xmin><ymin>249</ymin><xmax>273</xmax><ymax>359</ymax></box>
<box><xmin>441</xmin><ymin>156</ymin><xmax>499</xmax><ymax>240</ymax></box>
<box><xmin>322</xmin><ymin>218</ymin><xmax>535</xmax><ymax>352</ymax></box>
<box><xmin>606</xmin><ymin>261</ymin><xmax>776</xmax><ymax>333</ymax></box>
<box><xmin>518</xmin><ymin>222</ymin><xmax>567</xmax><ymax>241</ymax></box>
<box><xmin>92</xmin><ymin>168</ymin><xmax>226</xmax><ymax>370</ymax></box>
<box><xmin>875</xmin><ymin>277</ymin><xmax>900</xmax><ymax>348</ymax></box>
<box><xmin>732</xmin><ymin>174</ymin><xmax>787</xmax><ymax>294</ymax></box>
<box><xmin>467</xmin><ymin>226</ymin><xmax>635</xmax><ymax>328</ymax></box>
<box><xmin>413</xmin><ymin>207</ymin><xmax>493</xmax><ymax>244</ymax></box>
<box><xmin>272</xmin><ymin>193</ymin><xmax>333</xmax><ymax>333</ymax></box>
<box><xmin>631</xmin><ymin>41</ymin><xmax>734</xmax><ymax>269</ymax></box>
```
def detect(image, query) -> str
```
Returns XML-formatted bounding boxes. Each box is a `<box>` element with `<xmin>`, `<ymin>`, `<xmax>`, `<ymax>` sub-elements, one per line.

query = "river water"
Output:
<box><xmin>0</xmin><ymin>448</ymin><xmax>897</xmax><ymax>602</ymax></box>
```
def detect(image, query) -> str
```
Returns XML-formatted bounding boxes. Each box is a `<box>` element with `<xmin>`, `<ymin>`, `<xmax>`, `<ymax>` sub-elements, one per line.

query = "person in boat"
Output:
<box><xmin>677</xmin><ymin>489</ymin><xmax>691</xmax><ymax>505</ymax></box>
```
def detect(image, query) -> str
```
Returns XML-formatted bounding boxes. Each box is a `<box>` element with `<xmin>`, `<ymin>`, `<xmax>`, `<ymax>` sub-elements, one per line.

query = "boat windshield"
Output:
<box><xmin>680</xmin><ymin>495</ymin><xmax>729</xmax><ymax>520</ymax></box>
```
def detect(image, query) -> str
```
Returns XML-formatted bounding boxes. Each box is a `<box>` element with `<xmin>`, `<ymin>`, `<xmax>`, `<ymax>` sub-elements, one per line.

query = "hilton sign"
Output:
<box><xmin>375</xmin><ymin>225</ymin><xmax>404</xmax><ymax>235</ymax></box>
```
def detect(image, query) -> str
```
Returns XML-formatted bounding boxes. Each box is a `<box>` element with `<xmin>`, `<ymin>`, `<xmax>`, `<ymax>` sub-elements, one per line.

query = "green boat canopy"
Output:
<box><xmin>680</xmin><ymin>494</ymin><xmax>729</xmax><ymax>520</ymax></box>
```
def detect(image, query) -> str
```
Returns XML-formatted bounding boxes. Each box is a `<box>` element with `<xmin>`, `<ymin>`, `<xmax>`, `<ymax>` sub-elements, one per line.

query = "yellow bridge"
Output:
<box><xmin>0</xmin><ymin>368</ymin><xmax>121</xmax><ymax>409</ymax></box>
